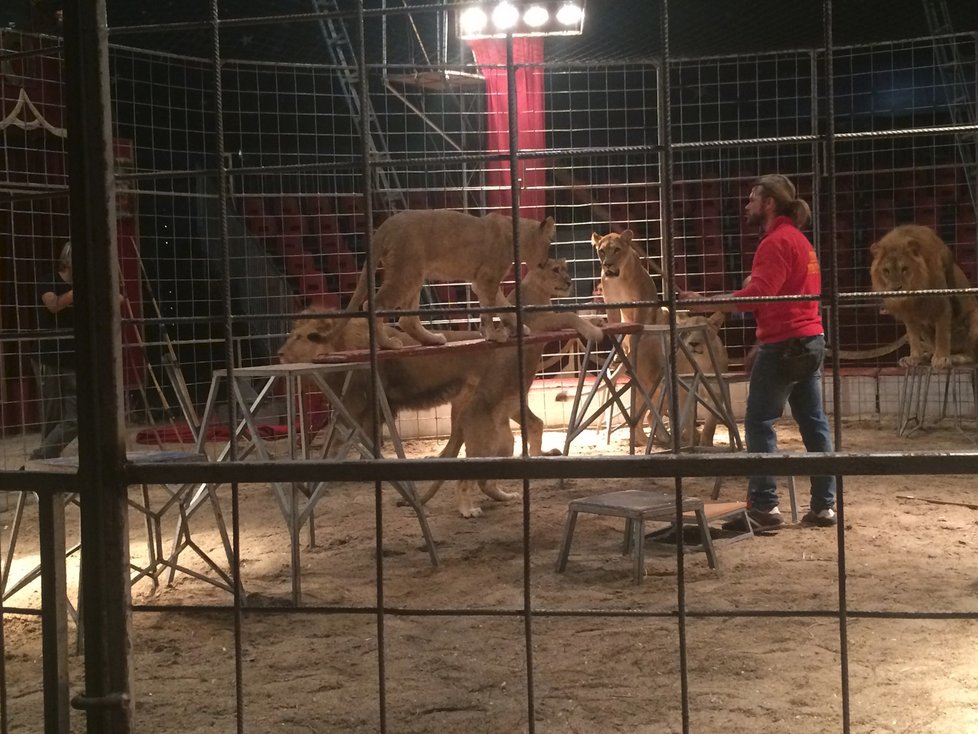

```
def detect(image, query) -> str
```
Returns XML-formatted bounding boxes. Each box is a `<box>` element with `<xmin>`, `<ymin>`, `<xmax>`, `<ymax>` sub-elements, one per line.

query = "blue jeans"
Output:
<box><xmin>744</xmin><ymin>335</ymin><xmax>836</xmax><ymax>512</ymax></box>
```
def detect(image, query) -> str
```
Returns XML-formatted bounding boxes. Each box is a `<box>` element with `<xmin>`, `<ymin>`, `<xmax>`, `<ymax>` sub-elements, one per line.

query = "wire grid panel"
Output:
<box><xmin>0</xmin><ymin>28</ymin><xmax>71</xmax><ymax>462</ymax></box>
<box><xmin>6</xmin><ymin>3</ymin><xmax>978</xmax><ymax>732</ymax></box>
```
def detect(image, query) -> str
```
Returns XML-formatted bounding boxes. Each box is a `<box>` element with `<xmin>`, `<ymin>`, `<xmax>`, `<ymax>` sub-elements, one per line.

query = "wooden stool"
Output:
<box><xmin>555</xmin><ymin>489</ymin><xmax>718</xmax><ymax>584</ymax></box>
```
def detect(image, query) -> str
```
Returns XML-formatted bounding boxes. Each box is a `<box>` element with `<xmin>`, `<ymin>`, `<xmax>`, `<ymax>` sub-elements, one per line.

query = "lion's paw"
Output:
<box><xmin>583</xmin><ymin>324</ymin><xmax>604</xmax><ymax>343</ymax></box>
<box><xmin>483</xmin><ymin>326</ymin><xmax>510</xmax><ymax>343</ymax></box>
<box><xmin>420</xmin><ymin>332</ymin><xmax>448</xmax><ymax>346</ymax></box>
<box><xmin>459</xmin><ymin>505</ymin><xmax>483</xmax><ymax>518</ymax></box>
<box><xmin>493</xmin><ymin>490</ymin><xmax>520</xmax><ymax>503</ymax></box>
<box><xmin>899</xmin><ymin>355</ymin><xmax>924</xmax><ymax>367</ymax></box>
<box><xmin>932</xmin><ymin>356</ymin><xmax>952</xmax><ymax>369</ymax></box>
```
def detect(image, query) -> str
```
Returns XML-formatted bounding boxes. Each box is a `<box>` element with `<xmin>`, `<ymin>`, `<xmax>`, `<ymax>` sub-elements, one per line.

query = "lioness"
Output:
<box><xmin>592</xmin><ymin>229</ymin><xmax>668</xmax><ymax>445</ymax></box>
<box><xmin>340</xmin><ymin>209</ymin><xmax>556</xmax><ymax>349</ymax></box>
<box><xmin>870</xmin><ymin>224</ymin><xmax>978</xmax><ymax>368</ymax></box>
<box><xmin>675</xmin><ymin>311</ymin><xmax>729</xmax><ymax>447</ymax></box>
<box><xmin>423</xmin><ymin>257</ymin><xmax>606</xmax><ymax>517</ymax></box>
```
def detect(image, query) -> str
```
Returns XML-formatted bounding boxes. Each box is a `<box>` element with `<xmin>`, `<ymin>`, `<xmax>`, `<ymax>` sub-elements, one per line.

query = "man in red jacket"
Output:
<box><xmin>684</xmin><ymin>174</ymin><xmax>836</xmax><ymax>529</ymax></box>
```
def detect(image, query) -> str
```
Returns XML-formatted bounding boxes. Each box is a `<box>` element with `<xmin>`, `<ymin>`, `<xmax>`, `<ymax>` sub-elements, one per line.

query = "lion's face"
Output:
<box><xmin>870</xmin><ymin>244</ymin><xmax>926</xmax><ymax>292</ymax></box>
<box><xmin>533</xmin><ymin>257</ymin><xmax>574</xmax><ymax>299</ymax></box>
<box><xmin>677</xmin><ymin>311</ymin><xmax>728</xmax><ymax>372</ymax></box>
<box><xmin>592</xmin><ymin>229</ymin><xmax>635</xmax><ymax>278</ymax></box>
<box><xmin>870</xmin><ymin>225</ymin><xmax>945</xmax><ymax>293</ymax></box>
<box><xmin>278</xmin><ymin>316</ymin><xmax>335</xmax><ymax>363</ymax></box>
<box><xmin>278</xmin><ymin>310</ymin><xmax>376</xmax><ymax>363</ymax></box>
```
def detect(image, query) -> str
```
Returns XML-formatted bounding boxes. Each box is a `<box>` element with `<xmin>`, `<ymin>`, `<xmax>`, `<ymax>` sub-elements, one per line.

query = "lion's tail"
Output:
<box><xmin>320</xmin><ymin>242</ymin><xmax>376</xmax><ymax>342</ymax></box>
<box><xmin>416</xmin><ymin>429</ymin><xmax>464</xmax><ymax>505</ymax></box>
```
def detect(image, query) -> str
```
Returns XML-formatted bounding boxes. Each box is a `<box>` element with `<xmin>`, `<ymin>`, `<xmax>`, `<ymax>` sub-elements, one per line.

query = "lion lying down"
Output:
<box><xmin>870</xmin><ymin>224</ymin><xmax>978</xmax><ymax>368</ymax></box>
<box><xmin>278</xmin><ymin>258</ymin><xmax>604</xmax><ymax>517</ymax></box>
<box><xmin>336</xmin><ymin>208</ymin><xmax>556</xmax><ymax>350</ymax></box>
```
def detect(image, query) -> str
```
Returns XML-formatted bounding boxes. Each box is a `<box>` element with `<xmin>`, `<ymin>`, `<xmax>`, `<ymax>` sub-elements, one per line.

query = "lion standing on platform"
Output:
<box><xmin>870</xmin><ymin>224</ymin><xmax>978</xmax><ymax>368</ymax></box>
<box><xmin>340</xmin><ymin>209</ymin><xmax>556</xmax><ymax>349</ymax></box>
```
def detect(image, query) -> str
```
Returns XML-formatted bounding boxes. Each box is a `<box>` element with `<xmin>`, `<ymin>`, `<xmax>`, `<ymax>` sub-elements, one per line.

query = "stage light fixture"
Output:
<box><xmin>459</xmin><ymin>6</ymin><xmax>489</xmax><ymax>36</ymax></box>
<box><xmin>523</xmin><ymin>5</ymin><xmax>549</xmax><ymax>28</ymax></box>
<box><xmin>492</xmin><ymin>1</ymin><xmax>520</xmax><ymax>31</ymax></box>
<box><xmin>555</xmin><ymin>1</ymin><xmax>583</xmax><ymax>27</ymax></box>
<box><xmin>458</xmin><ymin>1</ymin><xmax>585</xmax><ymax>39</ymax></box>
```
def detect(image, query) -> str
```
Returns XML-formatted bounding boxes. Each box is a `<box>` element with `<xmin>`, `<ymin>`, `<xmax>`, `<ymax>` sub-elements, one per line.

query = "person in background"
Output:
<box><xmin>683</xmin><ymin>174</ymin><xmax>837</xmax><ymax>529</ymax></box>
<box><xmin>30</xmin><ymin>240</ymin><xmax>77</xmax><ymax>460</ymax></box>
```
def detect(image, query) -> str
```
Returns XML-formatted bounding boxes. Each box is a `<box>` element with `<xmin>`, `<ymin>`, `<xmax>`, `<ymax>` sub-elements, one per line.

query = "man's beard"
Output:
<box><xmin>745</xmin><ymin>211</ymin><xmax>763</xmax><ymax>227</ymax></box>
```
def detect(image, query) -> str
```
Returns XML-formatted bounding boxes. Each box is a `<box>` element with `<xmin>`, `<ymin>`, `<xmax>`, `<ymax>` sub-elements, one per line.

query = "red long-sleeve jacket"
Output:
<box><xmin>733</xmin><ymin>216</ymin><xmax>824</xmax><ymax>344</ymax></box>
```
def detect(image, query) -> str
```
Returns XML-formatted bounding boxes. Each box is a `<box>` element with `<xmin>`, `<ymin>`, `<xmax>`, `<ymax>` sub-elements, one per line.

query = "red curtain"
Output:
<box><xmin>467</xmin><ymin>37</ymin><xmax>546</xmax><ymax>220</ymax></box>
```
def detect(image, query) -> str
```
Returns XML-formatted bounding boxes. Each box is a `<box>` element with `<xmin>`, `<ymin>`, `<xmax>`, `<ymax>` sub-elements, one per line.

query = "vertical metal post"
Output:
<box><xmin>61</xmin><ymin>1</ymin><xmax>132</xmax><ymax>732</ymax></box>
<box><xmin>38</xmin><ymin>492</ymin><xmax>69</xmax><ymax>733</ymax></box>
<box><xmin>657</xmin><ymin>2</ymin><xmax>690</xmax><ymax>733</ymax></box>
<box><xmin>504</xmin><ymin>35</ymin><xmax>538</xmax><ymax>734</ymax></box>
<box><xmin>822</xmin><ymin>2</ymin><xmax>852</xmax><ymax>732</ymax></box>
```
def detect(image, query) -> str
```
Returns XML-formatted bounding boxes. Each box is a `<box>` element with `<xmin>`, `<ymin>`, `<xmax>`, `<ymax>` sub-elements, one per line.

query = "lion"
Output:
<box><xmin>278</xmin><ymin>259</ymin><xmax>604</xmax><ymax>517</ymax></box>
<box><xmin>870</xmin><ymin>224</ymin><xmax>978</xmax><ymax>369</ymax></box>
<box><xmin>337</xmin><ymin>209</ymin><xmax>556</xmax><ymax>350</ymax></box>
<box><xmin>674</xmin><ymin>311</ymin><xmax>729</xmax><ymax>447</ymax></box>
<box><xmin>592</xmin><ymin>229</ymin><xmax>669</xmax><ymax>445</ymax></box>
<box><xmin>278</xmin><ymin>314</ymin><xmax>484</xmax><ymax>451</ymax></box>
<box><xmin>422</xmin><ymin>257</ymin><xmax>605</xmax><ymax>517</ymax></box>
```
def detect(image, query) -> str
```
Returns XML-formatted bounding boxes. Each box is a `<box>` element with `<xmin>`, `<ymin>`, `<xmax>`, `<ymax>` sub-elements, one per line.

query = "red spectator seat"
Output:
<box><xmin>278</xmin><ymin>233</ymin><xmax>304</xmax><ymax>258</ymax></box>
<box><xmin>281</xmin><ymin>214</ymin><xmax>304</xmax><ymax>235</ymax></box>
<box><xmin>240</xmin><ymin>196</ymin><xmax>278</xmax><ymax>237</ymax></box>
<box><xmin>337</xmin><ymin>194</ymin><xmax>368</xmax><ymax>232</ymax></box>
<box><xmin>299</xmin><ymin>275</ymin><xmax>342</xmax><ymax>311</ymax></box>
<box><xmin>319</xmin><ymin>235</ymin><xmax>360</xmax><ymax>293</ymax></box>
<box><xmin>280</xmin><ymin>197</ymin><xmax>302</xmax><ymax>216</ymax></box>
<box><xmin>307</xmin><ymin>211</ymin><xmax>339</xmax><ymax>237</ymax></box>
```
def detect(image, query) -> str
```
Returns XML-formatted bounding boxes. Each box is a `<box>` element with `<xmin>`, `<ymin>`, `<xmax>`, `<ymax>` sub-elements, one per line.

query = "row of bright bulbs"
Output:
<box><xmin>459</xmin><ymin>1</ymin><xmax>585</xmax><ymax>39</ymax></box>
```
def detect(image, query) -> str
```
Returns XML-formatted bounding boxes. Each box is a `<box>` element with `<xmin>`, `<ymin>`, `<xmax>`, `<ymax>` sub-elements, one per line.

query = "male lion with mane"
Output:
<box><xmin>338</xmin><ymin>208</ymin><xmax>556</xmax><ymax>350</ymax></box>
<box><xmin>424</xmin><ymin>257</ymin><xmax>605</xmax><ymax>517</ymax></box>
<box><xmin>279</xmin><ymin>258</ymin><xmax>604</xmax><ymax>517</ymax></box>
<box><xmin>870</xmin><ymin>224</ymin><xmax>978</xmax><ymax>368</ymax></box>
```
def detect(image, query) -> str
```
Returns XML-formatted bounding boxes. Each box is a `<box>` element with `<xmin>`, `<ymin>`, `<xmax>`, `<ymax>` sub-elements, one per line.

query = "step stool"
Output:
<box><xmin>554</xmin><ymin>489</ymin><xmax>721</xmax><ymax>584</ymax></box>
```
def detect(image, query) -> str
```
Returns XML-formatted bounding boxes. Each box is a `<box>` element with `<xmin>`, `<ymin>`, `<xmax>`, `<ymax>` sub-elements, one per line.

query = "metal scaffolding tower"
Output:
<box><xmin>311</xmin><ymin>0</ymin><xmax>406</xmax><ymax>210</ymax></box>
<box><xmin>922</xmin><ymin>0</ymin><xmax>978</xmax><ymax>212</ymax></box>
